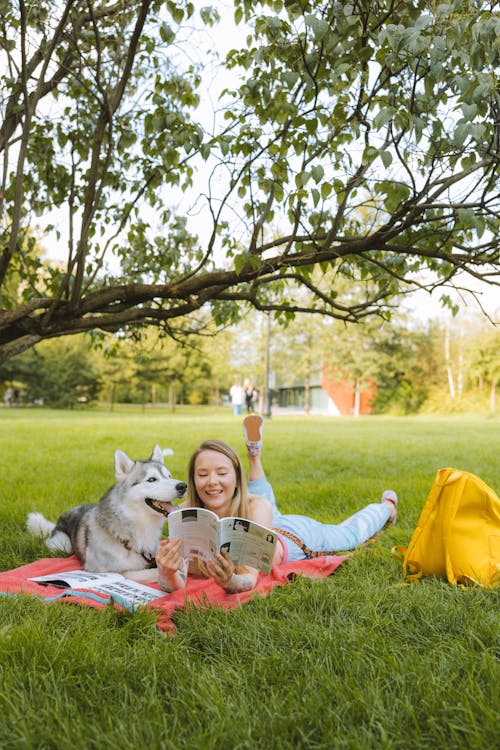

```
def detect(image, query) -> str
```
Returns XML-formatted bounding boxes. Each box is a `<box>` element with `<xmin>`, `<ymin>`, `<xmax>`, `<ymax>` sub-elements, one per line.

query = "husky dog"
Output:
<box><xmin>26</xmin><ymin>445</ymin><xmax>186</xmax><ymax>579</ymax></box>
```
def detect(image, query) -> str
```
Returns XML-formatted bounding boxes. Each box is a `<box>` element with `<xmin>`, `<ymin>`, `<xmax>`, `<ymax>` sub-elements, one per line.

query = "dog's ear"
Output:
<box><xmin>114</xmin><ymin>450</ymin><xmax>135</xmax><ymax>484</ymax></box>
<box><xmin>150</xmin><ymin>445</ymin><xmax>164</xmax><ymax>464</ymax></box>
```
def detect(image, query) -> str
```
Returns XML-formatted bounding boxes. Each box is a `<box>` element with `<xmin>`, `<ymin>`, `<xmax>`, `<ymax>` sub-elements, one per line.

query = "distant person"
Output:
<box><xmin>229</xmin><ymin>381</ymin><xmax>244</xmax><ymax>416</ymax></box>
<box><xmin>244</xmin><ymin>380</ymin><xmax>255</xmax><ymax>413</ymax></box>
<box><xmin>3</xmin><ymin>386</ymin><xmax>13</xmax><ymax>407</ymax></box>
<box><xmin>251</xmin><ymin>386</ymin><xmax>258</xmax><ymax>411</ymax></box>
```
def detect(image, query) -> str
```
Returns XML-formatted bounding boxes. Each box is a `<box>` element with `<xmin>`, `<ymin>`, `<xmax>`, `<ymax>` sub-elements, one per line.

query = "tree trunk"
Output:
<box><xmin>212</xmin><ymin>385</ymin><xmax>220</xmax><ymax>407</ymax></box>
<box><xmin>489</xmin><ymin>379</ymin><xmax>496</xmax><ymax>412</ymax></box>
<box><xmin>263</xmin><ymin>313</ymin><xmax>272</xmax><ymax>418</ymax></box>
<box><xmin>445</xmin><ymin>324</ymin><xmax>455</xmax><ymax>398</ymax></box>
<box><xmin>304</xmin><ymin>360</ymin><xmax>311</xmax><ymax>416</ymax></box>
<box><xmin>168</xmin><ymin>381</ymin><xmax>176</xmax><ymax>413</ymax></box>
<box><xmin>108</xmin><ymin>383</ymin><xmax>116</xmax><ymax>412</ymax></box>
<box><xmin>353</xmin><ymin>379</ymin><xmax>361</xmax><ymax>417</ymax></box>
<box><xmin>457</xmin><ymin>324</ymin><xmax>463</xmax><ymax>395</ymax></box>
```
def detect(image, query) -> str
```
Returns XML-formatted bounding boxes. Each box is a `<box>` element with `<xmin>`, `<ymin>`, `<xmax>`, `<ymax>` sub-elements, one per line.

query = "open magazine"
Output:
<box><xmin>168</xmin><ymin>507</ymin><xmax>277</xmax><ymax>575</ymax></box>
<box><xmin>28</xmin><ymin>570</ymin><xmax>165</xmax><ymax>606</ymax></box>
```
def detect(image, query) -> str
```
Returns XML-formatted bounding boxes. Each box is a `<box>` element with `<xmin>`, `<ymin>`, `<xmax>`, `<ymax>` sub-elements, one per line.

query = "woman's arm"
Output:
<box><xmin>248</xmin><ymin>495</ymin><xmax>274</xmax><ymax>527</ymax></box>
<box><xmin>156</xmin><ymin>537</ymin><xmax>188</xmax><ymax>592</ymax></box>
<box><xmin>249</xmin><ymin>495</ymin><xmax>284</xmax><ymax>566</ymax></box>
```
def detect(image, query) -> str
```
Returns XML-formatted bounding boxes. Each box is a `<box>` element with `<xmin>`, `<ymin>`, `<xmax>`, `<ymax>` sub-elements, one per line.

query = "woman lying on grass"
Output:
<box><xmin>156</xmin><ymin>416</ymin><xmax>398</xmax><ymax>594</ymax></box>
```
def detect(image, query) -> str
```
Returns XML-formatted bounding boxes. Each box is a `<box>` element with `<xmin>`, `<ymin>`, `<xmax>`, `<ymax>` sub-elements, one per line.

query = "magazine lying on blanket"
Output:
<box><xmin>167</xmin><ymin>507</ymin><xmax>277</xmax><ymax>575</ymax></box>
<box><xmin>27</xmin><ymin>570</ymin><xmax>165</xmax><ymax>606</ymax></box>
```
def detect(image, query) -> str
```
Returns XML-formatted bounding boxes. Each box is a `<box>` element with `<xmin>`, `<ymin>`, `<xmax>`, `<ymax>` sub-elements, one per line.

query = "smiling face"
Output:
<box><xmin>192</xmin><ymin>449</ymin><xmax>238</xmax><ymax>518</ymax></box>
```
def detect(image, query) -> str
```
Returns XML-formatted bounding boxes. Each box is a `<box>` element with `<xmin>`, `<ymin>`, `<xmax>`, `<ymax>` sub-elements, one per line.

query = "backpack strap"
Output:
<box><xmin>392</xmin><ymin>545</ymin><xmax>424</xmax><ymax>581</ymax></box>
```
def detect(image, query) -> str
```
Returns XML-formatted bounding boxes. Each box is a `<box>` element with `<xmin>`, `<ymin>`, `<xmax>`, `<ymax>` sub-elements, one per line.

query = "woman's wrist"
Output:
<box><xmin>222</xmin><ymin>572</ymin><xmax>256</xmax><ymax>594</ymax></box>
<box><xmin>157</xmin><ymin>561</ymin><xmax>187</xmax><ymax>592</ymax></box>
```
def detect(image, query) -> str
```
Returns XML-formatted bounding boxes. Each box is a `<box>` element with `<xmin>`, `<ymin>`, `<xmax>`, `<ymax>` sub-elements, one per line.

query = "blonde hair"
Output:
<box><xmin>187</xmin><ymin>439</ymin><xmax>251</xmax><ymax>519</ymax></box>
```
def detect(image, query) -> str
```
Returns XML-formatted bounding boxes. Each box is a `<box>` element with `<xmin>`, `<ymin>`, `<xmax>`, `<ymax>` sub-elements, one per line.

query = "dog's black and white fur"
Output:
<box><xmin>27</xmin><ymin>445</ymin><xmax>186</xmax><ymax>580</ymax></box>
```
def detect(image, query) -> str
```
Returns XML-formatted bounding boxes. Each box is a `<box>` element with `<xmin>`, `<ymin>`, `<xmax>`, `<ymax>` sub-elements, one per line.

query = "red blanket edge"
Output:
<box><xmin>0</xmin><ymin>554</ymin><xmax>350</xmax><ymax>633</ymax></box>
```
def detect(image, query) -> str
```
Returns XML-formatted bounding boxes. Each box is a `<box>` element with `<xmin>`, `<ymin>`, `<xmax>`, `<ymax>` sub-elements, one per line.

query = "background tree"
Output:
<box><xmin>367</xmin><ymin>320</ymin><xmax>442</xmax><ymax>414</ymax></box>
<box><xmin>478</xmin><ymin>331</ymin><xmax>500</xmax><ymax>411</ymax></box>
<box><xmin>441</xmin><ymin>311</ymin><xmax>500</xmax><ymax>411</ymax></box>
<box><xmin>97</xmin><ymin>328</ymin><xmax>215</xmax><ymax>408</ymax></box>
<box><xmin>1</xmin><ymin>0</ymin><xmax>499</xmax><ymax>364</ymax></box>
<box><xmin>0</xmin><ymin>335</ymin><xmax>101</xmax><ymax>407</ymax></box>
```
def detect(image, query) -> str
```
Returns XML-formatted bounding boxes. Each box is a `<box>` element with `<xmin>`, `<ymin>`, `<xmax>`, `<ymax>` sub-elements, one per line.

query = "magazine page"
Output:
<box><xmin>218</xmin><ymin>518</ymin><xmax>277</xmax><ymax>575</ymax></box>
<box><xmin>29</xmin><ymin>570</ymin><xmax>126</xmax><ymax>588</ymax></box>
<box><xmin>28</xmin><ymin>570</ymin><xmax>165</xmax><ymax>606</ymax></box>
<box><xmin>167</xmin><ymin>507</ymin><xmax>219</xmax><ymax>563</ymax></box>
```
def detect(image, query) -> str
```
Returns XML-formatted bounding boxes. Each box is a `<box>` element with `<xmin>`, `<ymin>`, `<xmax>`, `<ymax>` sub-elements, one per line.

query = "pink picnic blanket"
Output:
<box><xmin>0</xmin><ymin>554</ymin><xmax>349</xmax><ymax>633</ymax></box>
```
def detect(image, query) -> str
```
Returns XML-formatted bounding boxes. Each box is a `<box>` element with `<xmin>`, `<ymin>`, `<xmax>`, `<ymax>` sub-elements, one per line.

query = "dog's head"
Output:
<box><xmin>114</xmin><ymin>445</ymin><xmax>186</xmax><ymax>517</ymax></box>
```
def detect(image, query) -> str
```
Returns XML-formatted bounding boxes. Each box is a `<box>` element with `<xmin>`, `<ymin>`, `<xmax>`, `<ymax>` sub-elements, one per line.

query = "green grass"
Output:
<box><xmin>0</xmin><ymin>408</ymin><xmax>498</xmax><ymax>749</ymax></box>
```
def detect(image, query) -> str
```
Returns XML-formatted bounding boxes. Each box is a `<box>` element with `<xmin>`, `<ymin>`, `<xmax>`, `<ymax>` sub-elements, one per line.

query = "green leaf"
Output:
<box><xmin>311</xmin><ymin>165</ymin><xmax>324</xmax><ymax>183</ymax></box>
<box><xmin>283</xmin><ymin>71</ymin><xmax>299</xmax><ymax>88</ymax></box>
<box><xmin>453</xmin><ymin>123</ymin><xmax>468</xmax><ymax>148</ymax></box>
<box><xmin>373</xmin><ymin>107</ymin><xmax>395</xmax><ymax>130</ymax></box>
<box><xmin>321</xmin><ymin>182</ymin><xmax>333</xmax><ymax>200</ymax></box>
<box><xmin>234</xmin><ymin>253</ymin><xmax>249</xmax><ymax>275</ymax></box>
<box><xmin>159</xmin><ymin>22</ymin><xmax>175</xmax><ymax>44</ymax></box>
<box><xmin>304</xmin><ymin>14</ymin><xmax>330</xmax><ymax>41</ymax></box>
<box><xmin>362</xmin><ymin>146</ymin><xmax>379</xmax><ymax>165</ymax></box>
<box><xmin>380</xmin><ymin>151</ymin><xmax>393</xmax><ymax>168</ymax></box>
<box><xmin>461</xmin><ymin>102</ymin><xmax>478</xmax><ymax>120</ymax></box>
<box><xmin>167</xmin><ymin>1</ymin><xmax>184</xmax><ymax>23</ymax></box>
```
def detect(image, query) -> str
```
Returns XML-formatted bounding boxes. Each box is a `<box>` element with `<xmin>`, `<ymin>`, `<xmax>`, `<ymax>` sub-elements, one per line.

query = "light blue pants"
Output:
<box><xmin>249</xmin><ymin>476</ymin><xmax>391</xmax><ymax>562</ymax></box>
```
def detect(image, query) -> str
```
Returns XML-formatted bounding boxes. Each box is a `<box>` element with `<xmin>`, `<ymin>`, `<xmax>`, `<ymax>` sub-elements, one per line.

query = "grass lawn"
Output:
<box><xmin>0</xmin><ymin>408</ymin><xmax>498</xmax><ymax>749</ymax></box>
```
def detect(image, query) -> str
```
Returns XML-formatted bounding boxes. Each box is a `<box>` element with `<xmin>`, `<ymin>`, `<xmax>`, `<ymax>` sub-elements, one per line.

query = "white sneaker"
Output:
<box><xmin>242</xmin><ymin>415</ymin><xmax>263</xmax><ymax>456</ymax></box>
<box><xmin>381</xmin><ymin>490</ymin><xmax>398</xmax><ymax>525</ymax></box>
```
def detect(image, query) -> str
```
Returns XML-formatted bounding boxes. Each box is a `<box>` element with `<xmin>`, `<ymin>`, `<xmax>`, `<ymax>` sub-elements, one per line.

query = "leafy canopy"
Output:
<box><xmin>0</xmin><ymin>0</ymin><xmax>499</xmax><ymax>363</ymax></box>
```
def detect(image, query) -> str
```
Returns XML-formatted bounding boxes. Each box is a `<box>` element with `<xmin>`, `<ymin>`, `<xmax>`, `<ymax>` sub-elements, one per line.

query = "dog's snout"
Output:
<box><xmin>176</xmin><ymin>482</ymin><xmax>187</xmax><ymax>496</ymax></box>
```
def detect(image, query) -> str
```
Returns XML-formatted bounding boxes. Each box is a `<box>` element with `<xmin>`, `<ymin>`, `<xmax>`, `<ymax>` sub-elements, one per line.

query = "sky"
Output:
<box><xmin>402</xmin><ymin>283</ymin><xmax>499</xmax><ymax>326</ymax></box>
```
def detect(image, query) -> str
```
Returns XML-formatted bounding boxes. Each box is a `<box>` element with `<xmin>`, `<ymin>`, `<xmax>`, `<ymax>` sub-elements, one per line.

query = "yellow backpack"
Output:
<box><xmin>393</xmin><ymin>468</ymin><xmax>500</xmax><ymax>588</ymax></box>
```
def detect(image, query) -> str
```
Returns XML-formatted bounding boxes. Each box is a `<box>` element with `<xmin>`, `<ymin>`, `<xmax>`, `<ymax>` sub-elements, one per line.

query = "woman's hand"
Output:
<box><xmin>198</xmin><ymin>549</ymin><xmax>258</xmax><ymax>593</ymax></box>
<box><xmin>156</xmin><ymin>538</ymin><xmax>188</xmax><ymax>592</ymax></box>
<box><xmin>197</xmin><ymin>547</ymin><xmax>235</xmax><ymax>588</ymax></box>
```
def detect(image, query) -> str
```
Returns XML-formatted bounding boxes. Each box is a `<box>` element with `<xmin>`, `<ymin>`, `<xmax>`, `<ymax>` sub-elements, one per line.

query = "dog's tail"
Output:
<box><xmin>26</xmin><ymin>512</ymin><xmax>74</xmax><ymax>553</ymax></box>
<box><xmin>26</xmin><ymin>511</ymin><xmax>55</xmax><ymax>538</ymax></box>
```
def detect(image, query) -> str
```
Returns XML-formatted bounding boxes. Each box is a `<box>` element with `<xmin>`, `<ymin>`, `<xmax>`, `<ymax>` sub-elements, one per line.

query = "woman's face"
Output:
<box><xmin>193</xmin><ymin>449</ymin><xmax>238</xmax><ymax>517</ymax></box>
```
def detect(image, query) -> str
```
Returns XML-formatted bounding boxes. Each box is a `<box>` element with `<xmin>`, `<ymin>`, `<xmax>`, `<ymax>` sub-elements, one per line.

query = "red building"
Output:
<box><xmin>276</xmin><ymin>366</ymin><xmax>377</xmax><ymax>416</ymax></box>
<box><xmin>320</xmin><ymin>369</ymin><xmax>376</xmax><ymax>416</ymax></box>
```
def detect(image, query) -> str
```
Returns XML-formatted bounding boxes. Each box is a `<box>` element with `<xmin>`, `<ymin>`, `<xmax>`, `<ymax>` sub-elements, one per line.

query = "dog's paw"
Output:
<box><xmin>46</xmin><ymin>530</ymin><xmax>73</xmax><ymax>553</ymax></box>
